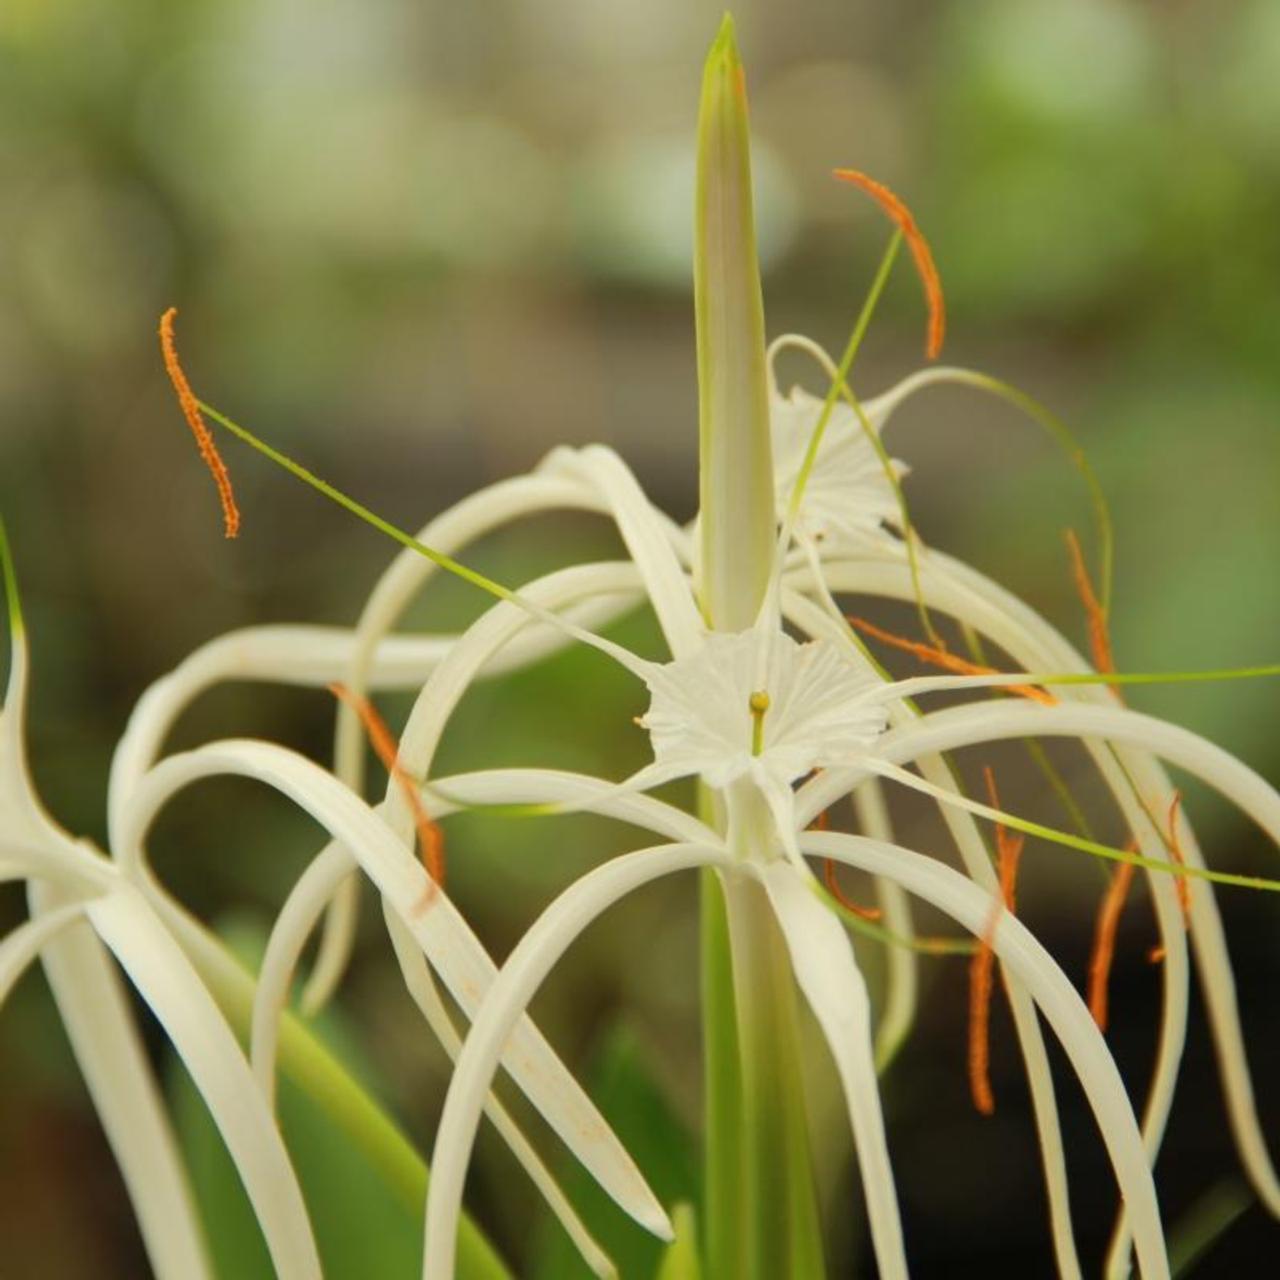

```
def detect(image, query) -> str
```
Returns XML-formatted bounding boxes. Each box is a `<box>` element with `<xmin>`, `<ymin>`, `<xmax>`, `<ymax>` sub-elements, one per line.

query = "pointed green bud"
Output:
<box><xmin>694</xmin><ymin>14</ymin><xmax>776</xmax><ymax>632</ymax></box>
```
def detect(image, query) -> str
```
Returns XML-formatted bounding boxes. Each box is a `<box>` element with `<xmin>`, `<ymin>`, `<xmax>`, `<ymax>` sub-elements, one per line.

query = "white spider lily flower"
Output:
<box><xmin>181</xmin><ymin>332</ymin><xmax>1280</xmax><ymax>1279</ymax></box>
<box><xmin>766</xmin><ymin>345</ymin><xmax>908</xmax><ymax>546</ymax></box>
<box><xmin>149</xmin><ymin>20</ymin><xmax>1277</xmax><ymax>1279</ymax></box>
<box><xmin>0</xmin><ymin>525</ymin><xmax>322</xmax><ymax>1280</ymax></box>
<box><xmin>633</xmin><ymin>627</ymin><xmax>888</xmax><ymax>856</ymax></box>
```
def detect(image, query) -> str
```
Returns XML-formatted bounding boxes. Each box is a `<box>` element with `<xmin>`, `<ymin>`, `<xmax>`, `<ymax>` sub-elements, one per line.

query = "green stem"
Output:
<box><xmin>722</xmin><ymin>871</ymin><xmax>825</xmax><ymax>1280</ymax></box>
<box><xmin>700</xmin><ymin>856</ymin><xmax>744</xmax><ymax>1279</ymax></box>
<box><xmin>693</xmin><ymin>19</ymin><xmax>826</xmax><ymax>1276</ymax></box>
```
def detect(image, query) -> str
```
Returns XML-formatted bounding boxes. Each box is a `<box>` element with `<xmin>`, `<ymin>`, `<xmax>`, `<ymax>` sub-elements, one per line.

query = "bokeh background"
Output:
<box><xmin>2</xmin><ymin>0</ymin><xmax>1279</xmax><ymax>1275</ymax></box>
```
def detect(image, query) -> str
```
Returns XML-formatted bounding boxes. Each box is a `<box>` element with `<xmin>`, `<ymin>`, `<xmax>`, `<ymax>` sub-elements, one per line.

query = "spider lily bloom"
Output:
<box><xmin>159</xmin><ymin>19</ymin><xmax>1280</xmax><ymax>1280</ymax></box>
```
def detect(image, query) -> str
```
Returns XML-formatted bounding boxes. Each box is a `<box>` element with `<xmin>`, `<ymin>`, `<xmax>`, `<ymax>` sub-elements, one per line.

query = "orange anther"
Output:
<box><xmin>1087</xmin><ymin>851</ymin><xmax>1137</xmax><ymax>1032</ymax></box>
<box><xmin>968</xmin><ymin>767</ymin><xmax>1024</xmax><ymax>1116</ymax></box>
<box><xmin>329</xmin><ymin>683</ymin><xmax>445</xmax><ymax>899</ymax></box>
<box><xmin>158</xmin><ymin>308</ymin><xmax>240</xmax><ymax>538</ymax></box>
<box><xmin>1064</xmin><ymin>528</ymin><xmax>1113</xmax><ymax>676</ymax></box>
<box><xmin>832</xmin><ymin>168</ymin><xmax>946</xmax><ymax>360</ymax></box>
<box><xmin>848</xmin><ymin>615</ymin><xmax>1056</xmax><ymax>706</ymax></box>
<box><xmin>822</xmin><ymin>856</ymin><xmax>883</xmax><ymax>921</ymax></box>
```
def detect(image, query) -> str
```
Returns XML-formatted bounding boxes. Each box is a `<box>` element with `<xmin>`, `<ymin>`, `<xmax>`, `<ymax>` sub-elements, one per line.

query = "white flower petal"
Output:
<box><xmin>868</xmin><ymin>698</ymin><xmax>1280</xmax><ymax>1208</ymax></box>
<box><xmin>802</xmin><ymin>552</ymin><xmax>1194</xmax><ymax>1264</ymax></box>
<box><xmin>851</xmin><ymin>779</ymin><xmax>918</xmax><ymax>1074</ymax></box>
<box><xmin>547</xmin><ymin>446</ymin><xmax>705</xmax><ymax>659</ymax></box>
<box><xmin>759</xmin><ymin>861</ymin><xmax>908</xmax><ymax>1280</ymax></box>
<box><xmin>427</xmin><ymin>767</ymin><xmax>717</xmax><ymax>844</ymax></box>
<box><xmin>806</xmin><ymin>830</ymin><xmax>1170</xmax><ymax>1280</ymax></box>
<box><xmin>423</xmin><ymin>842</ymin><xmax>730</xmax><ymax>1280</ymax></box>
<box><xmin>29</xmin><ymin>883</ymin><xmax>213</xmax><ymax>1280</ymax></box>
<box><xmin>313</xmin><ymin>470</ymin><xmax>645</xmax><ymax>1012</ymax></box>
<box><xmin>122</xmin><ymin>738</ymin><xmax>667</xmax><ymax>1241</ymax></box>
<box><xmin>0</xmin><ymin>900</ymin><xmax>82</xmax><ymax>1007</ymax></box>
<box><xmin>252</xmin><ymin>841</ymin><xmax>617</xmax><ymax>1280</ymax></box>
<box><xmin>87</xmin><ymin>886</ymin><xmax>320</xmax><ymax>1279</ymax></box>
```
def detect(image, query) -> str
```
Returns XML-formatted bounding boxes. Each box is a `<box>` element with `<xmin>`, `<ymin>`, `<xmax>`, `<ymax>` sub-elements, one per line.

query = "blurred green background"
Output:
<box><xmin>2</xmin><ymin>0</ymin><xmax>1278</xmax><ymax>1275</ymax></box>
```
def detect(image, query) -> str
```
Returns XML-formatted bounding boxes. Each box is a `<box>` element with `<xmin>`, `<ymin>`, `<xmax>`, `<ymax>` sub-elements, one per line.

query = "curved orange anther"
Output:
<box><xmin>1087</xmin><ymin>850</ymin><xmax>1137</xmax><ymax>1032</ymax></box>
<box><xmin>1064</xmin><ymin>528</ymin><xmax>1113</xmax><ymax>676</ymax></box>
<box><xmin>832</xmin><ymin>168</ymin><xmax>946</xmax><ymax>359</ymax></box>
<box><xmin>822</xmin><ymin>856</ymin><xmax>883</xmax><ymax>921</ymax></box>
<box><xmin>329</xmin><ymin>683</ymin><xmax>445</xmax><ymax>898</ymax></box>
<box><xmin>848</xmin><ymin>615</ymin><xmax>1056</xmax><ymax>706</ymax></box>
<box><xmin>968</xmin><ymin>767</ymin><xmax>1025</xmax><ymax>1115</ymax></box>
<box><xmin>158</xmin><ymin>308</ymin><xmax>240</xmax><ymax>538</ymax></box>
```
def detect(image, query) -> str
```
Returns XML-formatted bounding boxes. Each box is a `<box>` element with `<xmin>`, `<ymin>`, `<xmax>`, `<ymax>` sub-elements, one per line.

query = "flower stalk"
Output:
<box><xmin>693</xmin><ymin>18</ymin><xmax>826</xmax><ymax>1278</ymax></box>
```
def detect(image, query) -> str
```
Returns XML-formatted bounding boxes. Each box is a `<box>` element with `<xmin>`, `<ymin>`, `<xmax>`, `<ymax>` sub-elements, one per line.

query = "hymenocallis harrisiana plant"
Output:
<box><xmin>6</xmin><ymin>13</ymin><xmax>1280</xmax><ymax>1280</ymax></box>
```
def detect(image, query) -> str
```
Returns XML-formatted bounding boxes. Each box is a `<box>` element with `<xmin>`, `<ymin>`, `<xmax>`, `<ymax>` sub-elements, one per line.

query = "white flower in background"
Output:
<box><xmin>767</xmin><ymin>359</ymin><xmax>907</xmax><ymax>546</ymax></box>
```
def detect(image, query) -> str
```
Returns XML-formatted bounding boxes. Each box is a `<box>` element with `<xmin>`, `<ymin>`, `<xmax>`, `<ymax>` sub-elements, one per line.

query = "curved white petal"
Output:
<box><xmin>845</xmin><ymin>699</ymin><xmax>1280</xmax><ymax>1208</ymax></box>
<box><xmin>785</xmin><ymin>585</ymin><xmax>1086</xmax><ymax>1276</ymax></box>
<box><xmin>426</xmin><ymin>767</ymin><xmax>717</xmax><ymax>845</ymax></box>
<box><xmin>423</xmin><ymin>842</ymin><xmax>730</xmax><ymax>1280</ymax></box>
<box><xmin>311</xmin><ymin>466</ymin><xmax>674</xmax><ymax>1014</ymax></box>
<box><xmin>799</xmin><ymin>552</ymin><xmax>1201</xmax><ymax>1227</ymax></box>
<box><xmin>121</xmin><ymin>737</ymin><xmax>666</xmax><ymax>1240</ymax></box>
<box><xmin>87</xmin><ymin>886</ymin><xmax>320</xmax><ymax>1279</ymax></box>
<box><xmin>546</xmin><ymin>446</ymin><xmax>704</xmax><ymax>658</ymax></box>
<box><xmin>251</xmin><ymin>841</ymin><xmax>617</xmax><ymax>1280</ymax></box>
<box><xmin>0</xmin><ymin>901</ymin><xmax>83</xmax><ymax>1007</ymax></box>
<box><xmin>28</xmin><ymin>883</ymin><xmax>213</xmax><ymax>1280</ymax></box>
<box><xmin>759</xmin><ymin>861</ymin><xmax>908</xmax><ymax>1280</ymax></box>
<box><xmin>851</xmin><ymin>779</ymin><xmax>918</xmax><ymax>1074</ymax></box>
<box><xmin>805</xmin><ymin>830</ymin><xmax>1170</xmax><ymax>1280</ymax></box>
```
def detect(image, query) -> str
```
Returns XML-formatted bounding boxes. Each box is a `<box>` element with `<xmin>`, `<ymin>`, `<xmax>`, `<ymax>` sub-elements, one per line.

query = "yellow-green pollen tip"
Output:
<box><xmin>749</xmin><ymin>689</ymin><xmax>770</xmax><ymax>755</ymax></box>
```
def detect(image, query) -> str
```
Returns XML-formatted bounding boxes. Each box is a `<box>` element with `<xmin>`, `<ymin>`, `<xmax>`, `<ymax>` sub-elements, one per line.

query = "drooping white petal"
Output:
<box><xmin>122</xmin><ymin>738</ymin><xmax>667</xmax><ymax>1240</ymax></box>
<box><xmin>30</xmin><ymin>883</ymin><xmax>213</xmax><ymax>1280</ymax></box>
<box><xmin>425</xmin><ymin>767</ymin><xmax>718</xmax><ymax>845</ymax></box>
<box><xmin>1</xmin><ymin>551</ymin><xmax>99</xmax><ymax>885</ymax></box>
<box><xmin>542</xmin><ymin>445</ymin><xmax>704</xmax><ymax>658</ymax></box>
<box><xmin>800</xmin><ymin>552</ymin><xmax>1194</xmax><ymax>1234</ymax></box>
<box><xmin>851</xmin><ymin>779</ymin><xmax>918</xmax><ymax>1074</ymax></box>
<box><xmin>252</xmin><ymin>841</ymin><xmax>617</xmax><ymax>1280</ymax></box>
<box><xmin>806</xmin><ymin>830</ymin><xmax>1170</xmax><ymax>1280</ymax></box>
<box><xmin>890</xmin><ymin>546</ymin><xmax>1258</xmax><ymax>1237</ymax></box>
<box><xmin>314</xmin><ymin>469</ymin><xmax>645</xmax><ymax>1013</ymax></box>
<box><xmin>90</xmin><ymin>887</ymin><xmax>321</xmax><ymax>1278</ymax></box>
<box><xmin>759</xmin><ymin>861</ymin><xmax>908</xmax><ymax>1280</ymax></box>
<box><xmin>423</xmin><ymin>842</ymin><xmax>731</xmax><ymax>1280</ymax></box>
<box><xmin>0</xmin><ymin>901</ymin><xmax>83</xmax><ymax>1007</ymax></box>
